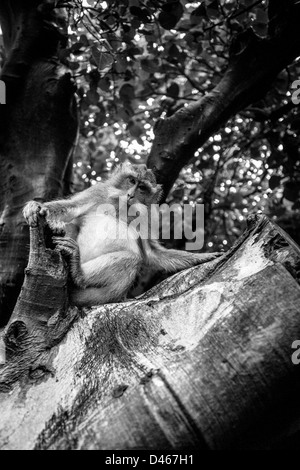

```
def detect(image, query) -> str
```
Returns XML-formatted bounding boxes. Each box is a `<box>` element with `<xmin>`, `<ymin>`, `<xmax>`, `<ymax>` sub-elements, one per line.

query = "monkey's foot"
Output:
<box><xmin>53</xmin><ymin>236</ymin><xmax>79</xmax><ymax>257</ymax></box>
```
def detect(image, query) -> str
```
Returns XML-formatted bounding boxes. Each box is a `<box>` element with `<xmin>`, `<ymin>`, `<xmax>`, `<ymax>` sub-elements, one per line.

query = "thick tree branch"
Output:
<box><xmin>1</xmin><ymin>215</ymin><xmax>300</xmax><ymax>449</ymax></box>
<box><xmin>148</xmin><ymin>0</ymin><xmax>300</xmax><ymax>197</ymax></box>
<box><xmin>0</xmin><ymin>0</ymin><xmax>78</xmax><ymax>325</ymax></box>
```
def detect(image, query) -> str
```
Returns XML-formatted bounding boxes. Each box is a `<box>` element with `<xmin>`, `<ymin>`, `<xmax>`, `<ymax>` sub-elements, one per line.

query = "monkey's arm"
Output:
<box><xmin>148</xmin><ymin>239</ymin><xmax>221</xmax><ymax>274</ymax></box>
<box><xmin>23</xmin><ymin>185</ymin><xmax>104</xmax><ymax>230</ymax></box>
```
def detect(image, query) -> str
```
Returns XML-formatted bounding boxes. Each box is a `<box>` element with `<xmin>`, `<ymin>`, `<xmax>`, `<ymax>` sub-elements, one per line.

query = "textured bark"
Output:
<box><xmin>0</xmin><ymin>0</ymin><xmax>78</xmax><ymax>325</ymax></box>
<box><xmin>1</xmin><ymin>0</ymin><xmax>300</xmax><ymax>452</ymax></box>
<box><xmin>0</xmin><ymin>215</ymin><xmax>300</xmax><ymax>450</ymax></box>
<box><xmin>148</xmin><ymin>0</ymin><xmax>300</xmax><ymax>197</ymax></box>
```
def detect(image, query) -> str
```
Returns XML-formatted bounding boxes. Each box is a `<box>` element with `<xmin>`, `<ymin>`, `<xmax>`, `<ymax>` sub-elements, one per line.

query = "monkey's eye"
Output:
<box><xmin>139</xmin><ymin>184</ymin><xmax>147</xmax><ymax>192</ymax></box>
<box><xmin>128</xmin><ymin>176</ymin><xmax>136</xmax><ymax>186</ymax></box>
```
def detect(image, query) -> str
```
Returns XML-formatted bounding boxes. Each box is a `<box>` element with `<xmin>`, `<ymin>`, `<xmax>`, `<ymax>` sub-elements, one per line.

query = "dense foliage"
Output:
<box><xmin>4</xmin><ymin>0</ymin><xmax>300</xmax><ymax>249</ymax></box>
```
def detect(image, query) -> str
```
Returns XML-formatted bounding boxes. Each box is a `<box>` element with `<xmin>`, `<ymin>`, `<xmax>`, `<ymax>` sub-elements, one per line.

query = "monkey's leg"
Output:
<box><xmin>70</xmin><ymin>252</ymin><xmax>142</xmax><ymax>307</ymax></box>
<box><xmin>80</xmin><ymin>251</ymin><xmax>141</xmax><ymax>288</ymax></box>
<box><xmin>70</xmin><ymin>286</ymin><xmax>127</xmax><ymax>307</ymax></box>
<box><xmin>148</xmin><ymin>240</ymin><xmax>222</xmax><ymax>274</ymax></box>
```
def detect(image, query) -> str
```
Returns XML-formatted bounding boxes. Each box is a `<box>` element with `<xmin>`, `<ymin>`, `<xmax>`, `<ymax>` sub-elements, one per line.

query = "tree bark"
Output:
<box><xmin>0</xmin><ymin>0</ymin><xmax>78</xmax><ymax>325</ymax></box>
<box><xmin>1</xmin><ymin>0</ymin><xmax>300</xmax><ymax>451</ymax></box>
<box><xmin>0</xmin><ymin>214</ymin><xmax>300</xmax><ymax>450</ymax></box>
<box><xmin>148</xmin><ymin>0</ymin><xmax>300</xmax><ymax>197</ymax></box>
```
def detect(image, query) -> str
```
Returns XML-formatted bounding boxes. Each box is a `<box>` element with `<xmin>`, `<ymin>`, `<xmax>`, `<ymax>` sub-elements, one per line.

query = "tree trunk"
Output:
<box><xmin>1</xmin><ymin>0</ymin><xmax>300</xmax><ymax>452</ymax></box>
<box><xmin>0</xmin><ymin>0</ymin><xmax>78</xmax><ymax>325</ymax></box>
<box><xmin>0</xmin><ymin>215</ymin><xmax>300</xmax><ymax>450</ymax></box>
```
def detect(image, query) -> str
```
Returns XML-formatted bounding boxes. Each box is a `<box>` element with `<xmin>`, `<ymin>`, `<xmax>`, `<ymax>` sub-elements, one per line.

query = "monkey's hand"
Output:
<box><xmin>23</xmin><ymin>201</ymin><xmax>43</xmax><ymax>227</ymax></box>
<box><xmin>53</xmin><ymin>236</ymin><xmax>85</xmax><ymax>287</ymax></box>
<box><xmin>23</xmin><ymin>201</ymin><xmax>65</xmax><ymax>233</ymax></box>
<box><xmin>53</xmin><ymin>236</ymin><xmax>79</xmax><ymax>257</ymax></box>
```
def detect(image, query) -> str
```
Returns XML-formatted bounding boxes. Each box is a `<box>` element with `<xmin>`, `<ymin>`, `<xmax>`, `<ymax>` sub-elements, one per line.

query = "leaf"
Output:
<box><xmin>91</xmin><ymin>46</ymin><xmax>114</xmax><ymax>72</ymax></box>
<box><xmin>190</xmin><ymin>3</ymin><xmax>207</xmax><ymax>22</ymax></box>
<box><xmin>239</xmin><ymin>0</ymin><xmax>259</xmax><ymax>4</ymax></box>
<box><xmin>88</xmin><ymin>141</ymin><xmax>97</xmax><ymax>152</ymax></box>
<box><xmin>104</xmin><ymin>33</ymin><xmax>120</xmax><ymax>52</ymax></box>
<box><xmin>158</xmin><ymin>12</ymin><xmax>177</xmax><ymax>30</ymax></box>
<box><xmin>130</xmin><ymin>5</ymin><xmax>143</xmax><ymax>16</ymax></box>
<box><xmin>112</xmin><ymin>385</ymin><xmax>128</xmax><ymax>399</ymax></box>
<box><xmin>127</xmin><ymin>46</ymin><xmax>144</xmax><ymax>57</ymax></box>
<box><xmin>89</xmin><ymin>69</ymin><xmax>100</xmax><ymax>88</ymax></box>
<box><xmin>269</xmin><ymin>175</ymin><xmax>281</xmax><ymax>190</ymax></box>
<box><xmin>251</xmin><ymin>8</ymin><xmax>268</xmax><ymax>40</ymax></box>
<box><xmin>167</xmin><ymin>82</ymin><xmax>180</xmax><ymax>98</ymax></box>
<box><xmin>250</xmin><ymin>147</ymin><xmax>261</xmax><ymax>160</ymax></box>
<box><xmin>70</xmin><ymin>42</ymin><xmax>84</xmax><ymax>54</ymax></box>
<box><xmin>206</xmin><ymin>0</ymin><xmax>219</xmax><ymax>18</ymax></box>
<box><xmin>158</xmin><ymin>1</ymin><xmax>184</xmax><ymax>30</ymax></box>
<box><xmin>98</xmin><ymin>77</ymin><xmax>111</xmax><ymax>92</ymax></box>
<box><xmin>58</xmin><ymin>48</ymin><xmax>70</xmax><ymax>61</ymax></box>
<box><xmin>94</xmin><ymin>111</ymin><xmax>106</xmax><ymax>127</ymax></box>
<box><xmin>128</xmin><ymin>120</ymin><xmax>144</xmax><ymax>138</ymax></box>
<box><xmin>267</xmin><ymin>152</ymin><xmax>281</xmax><ymax>169</ymax></box>
<box><xmin>255</xmin><ymin>7</ymin><xmax>269</xmax><ymax>25</ymax></box>
<box><xmin>119</xmin><ymin>84</ymin><xmax>135</xmax><ymax>101</ymax></box>
<box><xmin>115</xmin><ymin>55</ymin><xmax>128</xmax><ymax>73</ymax></box>
<box><xmin>68</xmin><ymin>61</ymin><xmax>80</xmax><ymax>71</ymax></box>
<box><xmin>168</xmin><ymin>43</ymin><xmax>182</xmax><ymax>61</ymax></box>
<box><xmin>117</xmin><ymin>107</ymin><xmax>133</xmax><ymax>123</ymax></box>
<box><xmin>86</xmin><ymin>90</ymin><xmax>100</xmax><ymax>105</ymax></box>
<box><xmin>290</xmin><ymin>118</ymin><xmax>300</xmax><ymax>132</ymax></box>
<box><xmin>80</xmin><ymin>97</ymin><xmax>89</xmax><ymax>112</ymax></box>
<box><xmin>161</xmin><ymin>1</ymin><xmax>183</xmax><ymax>15</ymax></box>
<box><xmin>79</xmin><ymin>34</ymin><xmax>89</xmax><ymax>46</ymax></box>
<box><xmin>129</xmin><ymin>6</ymin><xmax>151</xmax><ymax>22</ymax></box>
<box><xmin>140</xmin><ymin>57</ymin><xmax>160</xmax><ymax>73</ymax></box>
<box><xmin>283</xmin><ymin>182</ymin><xmax>300</xmax><ymax>202</ymax></box>
<box><xmin>191</xmin><ymin>3</ymin><xmax>206</xmax><ymax>15</ymax></box>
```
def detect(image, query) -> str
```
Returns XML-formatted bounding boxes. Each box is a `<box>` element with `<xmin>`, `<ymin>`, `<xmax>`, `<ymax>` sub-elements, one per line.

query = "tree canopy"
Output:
<box><xmin>1</xmin><ymin>0</ymin><xmax>300</xmax><ymax>450</ymax></box>
<box><xmin>36</xmin><ymin>0</ymin><xmax>300</xmax><ymax>251</ymax></box>
<box><xmin>1</xmin><ymin>0</ymin><xmax>300</xmax><ymax>320</ymax></box>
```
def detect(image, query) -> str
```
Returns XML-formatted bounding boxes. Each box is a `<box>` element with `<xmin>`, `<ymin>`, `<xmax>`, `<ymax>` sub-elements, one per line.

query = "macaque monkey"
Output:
<box><xmin>23</xmin><ymin>163</ymin><xmax>220</xmax><ymax>307</ymax></box>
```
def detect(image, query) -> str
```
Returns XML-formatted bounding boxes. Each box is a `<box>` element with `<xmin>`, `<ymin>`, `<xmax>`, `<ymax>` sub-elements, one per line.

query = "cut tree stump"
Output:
<box><xmin>0</xmin><ymin>215</ymin><xmax>300</xmax><ymax>450</ymax></box>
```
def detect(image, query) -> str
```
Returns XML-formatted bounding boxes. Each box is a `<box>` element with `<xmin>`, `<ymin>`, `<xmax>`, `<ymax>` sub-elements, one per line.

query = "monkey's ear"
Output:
<box><xmin>146</xmin><ymin>169</ymin><xmax>157</xmax><ymax>185</ymax></box>
<box><xmin>152</xmin><ymin>184</ymin><xmax>163</xmax><ymax>203</ymax></box>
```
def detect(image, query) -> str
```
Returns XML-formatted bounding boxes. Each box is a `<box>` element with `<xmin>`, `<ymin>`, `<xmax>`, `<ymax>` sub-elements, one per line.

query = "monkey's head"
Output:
<box><xmin>109</xmin><ymin>162</ymin><xmax>163</xmax><ymax>208</ymax></box>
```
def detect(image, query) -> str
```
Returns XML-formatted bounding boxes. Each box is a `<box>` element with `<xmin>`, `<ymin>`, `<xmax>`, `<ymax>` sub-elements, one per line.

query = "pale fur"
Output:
<box><xmin>23</xmin><ymin>163</ymin><xmax>220</xmax><ymax>307</ymax></box>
